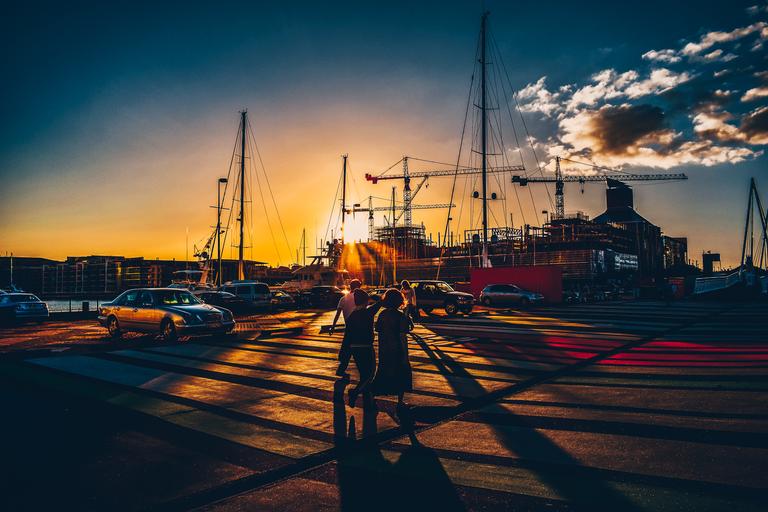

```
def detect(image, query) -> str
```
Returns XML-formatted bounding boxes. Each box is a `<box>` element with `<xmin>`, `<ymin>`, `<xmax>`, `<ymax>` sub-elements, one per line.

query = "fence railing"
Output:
<box><xmin>693</xmin><ymin>271</ymin><xmax>742</xmax><ymax>295</ymax></box>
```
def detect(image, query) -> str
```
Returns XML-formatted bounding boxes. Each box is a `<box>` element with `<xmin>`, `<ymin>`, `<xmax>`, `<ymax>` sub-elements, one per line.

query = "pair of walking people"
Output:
<box><xmin>330</xmin><ymin>280</ymin><xmax>413</xmax><ymax>408</ymax></box>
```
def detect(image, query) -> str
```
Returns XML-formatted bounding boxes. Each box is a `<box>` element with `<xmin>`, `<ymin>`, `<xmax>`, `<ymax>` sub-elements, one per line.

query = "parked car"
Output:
<box><xmin>479</xmin><ymin>284</ymin><xmax>544</xmax><ymax>308</ymax></box>
<box><xmin>0</xmin><ymin>293</ymin><xmax>49</xmax><ymax>323</ymax></box>
<box><xmin>303</xmin><ymin>286</ymin><xmax>345</xmax><ymax>309</ymax></box>
<box><xmin>98</xmin><ymin>288</ymin><xmax>235</xmax><ymax>341</ymax></box>
<box><xmin>220</xmin><ymin>281</ymin><xmax>272</xmax><ymax>309</ymax></box>
<box><xmin>410</xmin><ymin>280</ymin><xmax>474</xmax><ymax>316</ymax></box>
<box><xmin>198</xmin><ymin>291</ymin><xmax>253</xmax><ymax>316</ymax></box>
<box><xmin>270</xmin><ymin>290</ymin><xmax>296</xmax><ymax>310</ymax></box>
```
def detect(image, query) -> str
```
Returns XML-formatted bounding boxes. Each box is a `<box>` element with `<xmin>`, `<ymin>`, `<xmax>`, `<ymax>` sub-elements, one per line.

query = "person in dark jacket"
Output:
<box><xmin>372</xmin><ymin>288</ymin><xmax>413</xmax><ymax>407</ymax></box>
<box><xmin>342</xmin><ymin>288</ymin><xmax>382</xmax><ymax>407</ymax></box>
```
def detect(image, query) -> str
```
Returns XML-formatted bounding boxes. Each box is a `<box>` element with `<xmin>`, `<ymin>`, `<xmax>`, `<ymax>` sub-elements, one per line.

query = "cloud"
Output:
<box><xmin>518</xmin><ymin>68</ymin><xmax>691</xmax><ymax>115</ymax></box>
<box><xmin>642</xmin><ymin>49</ymin><xmax>681</xmax><ymax>64</ymax></box>
<box><xmin>742</xmin><ymin>86</ymin><xmax>768</xmax><ymax>101</ymax></box>
<box><xmin>747</xmin><ymin>4</ymin><xmax>768</xmax><ymax>15</ymax></box>
<box><xmin>559</xmin><ymin>104</ymin><xmax>672</xmax><ymax>155</ymax></box>
<box><xmin>623</xmin><ymin>68</ymin><xmax>693</xmax><ymax>98</ymax></box>
<box><xmin>741</xmin><ymin>106</ymin><xmax>768</xmax><ymax>144</ymax></box>
<box><xmin>680</xmin><ymin>22</ymin><xmax>767</xmax><ymax>56</ymax></box>
<box><xmin>516</xmin><ymin>77</ymin><xmax>562</xmax><ymax>116</ymax></box>
<box><xmin>512</xmin><ymin>16</ymin><xmax>768</xmax><ymax>170</ymax></box>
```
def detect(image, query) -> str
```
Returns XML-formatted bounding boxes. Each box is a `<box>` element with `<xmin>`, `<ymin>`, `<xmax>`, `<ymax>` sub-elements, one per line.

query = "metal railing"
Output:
<box><xmin>693</xmin><ymin>271</ymin><xmax>742</xmax><ymax>295</ymax></box>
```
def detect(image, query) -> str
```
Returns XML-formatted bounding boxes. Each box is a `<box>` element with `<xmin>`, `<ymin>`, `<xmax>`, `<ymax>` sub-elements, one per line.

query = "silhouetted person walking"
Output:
<box><xmin>400</xmin><ymin>279</ymin><xmax>418</xmax><ymax>326</ymax></box>
<box><xmin>343</xmin><ymin>289</ymin><xmax>382</xmax><ymax>407</ymax></box>
<box><xmin>373</xmin><ymin>289</ymin><xmax>413</xmax><ymax>409</ymax></box>
<box><xmin>330</xmin><ymin>279</ymin><xmax>362</xmax><ymax>377</ymax></box>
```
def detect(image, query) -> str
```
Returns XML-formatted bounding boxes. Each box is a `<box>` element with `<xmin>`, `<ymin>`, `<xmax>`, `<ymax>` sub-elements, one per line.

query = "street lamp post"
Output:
<box><xmin>217</xmin><ymin>177</ymin><xmax>228</xmax><ymax>286</ymax></box>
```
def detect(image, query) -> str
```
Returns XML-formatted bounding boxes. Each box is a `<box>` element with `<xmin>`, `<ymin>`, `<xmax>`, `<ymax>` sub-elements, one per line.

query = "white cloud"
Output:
<box><xmin>642</xmin><ymin>49</ymin><xmax>681</xmax><ymax>64</ymax></box>
<box><xmin>699</xmin><ymin>49</ymin><xmax>738</xmax><ymax>62</ymax></box>
<box><xmin>681</xmin><ymin>22</ymin><xmax>767</xmax><ymax>56</ymax></box>
<box><xmin>623</xmin><ymin>68</ymin><xmax>692</xmax><ymax>98</ymax></box>
<box><xmin>747</xmin><ymin>4</ymin><xmax>768</xmax><ymax>15</ymax></box>
<box><xmin>741</xmin><ymin>86</ymin><xmax>768</xmax><ymax>101</ymax></box>
<box><xmin>516</xmin><ymin>77</ymin><xmax>562</xmax><ymax>117</ymax></box>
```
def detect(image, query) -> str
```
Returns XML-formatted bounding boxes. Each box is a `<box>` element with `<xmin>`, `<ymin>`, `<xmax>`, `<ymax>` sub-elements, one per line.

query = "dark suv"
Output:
<box><xmin>410</xmin><ymin>280</ymin><xmax>474</xmax><ymax>316</ymax></box>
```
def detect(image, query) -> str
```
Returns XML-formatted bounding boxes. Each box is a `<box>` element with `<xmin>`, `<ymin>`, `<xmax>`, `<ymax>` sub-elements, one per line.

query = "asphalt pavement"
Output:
<box><xmin>0</xmin><ymin>300</ymin><xmax>765</xmax><ymax>511</ymax></box>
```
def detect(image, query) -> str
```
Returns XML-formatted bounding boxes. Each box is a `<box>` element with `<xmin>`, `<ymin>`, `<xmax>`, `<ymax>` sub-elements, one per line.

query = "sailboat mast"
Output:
<box><xmin>341</xmin><ymin>154</ymin><xmax>348</xmax><ymax>244</ymax></box>
<box><xmin>238</xmin><ymin>110</ymin><xmax>247</xmax><ymax>280</ymax></box>
<box><xmin>480</xmin><ymin>12</ymin><xmax>489</xmax><ymax>250</ymax></box>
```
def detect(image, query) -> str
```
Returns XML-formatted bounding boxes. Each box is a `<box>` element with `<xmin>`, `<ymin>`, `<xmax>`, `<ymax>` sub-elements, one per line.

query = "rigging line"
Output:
<box><xmin>220</xmin><ymin>118</ymin><xmax>246</xmax><ymax>264</ymax></box>
<box><xmin>489</xmin><ymin>45</ymin><xmax>527</xmax><ymax>226</ymax></box>
<box><xmin>486</xmin><ymin>67</ymin><xmax>511</xmax><ymax>228</ymax></box>
<box><xmin>322</xmin><ymin>163</ymin><xmax>344</xmax><ymax>246</ymax></box>
<box><xmin>438</xmin><ymin>27</ymin><xmax>479</xmax><ymax>278</ymax></box>
<box><xmin>491</xmin><ymin>33</ymin><xmax>553</xmax><ymax>213</ymax></box>
<box><xmin>216</xmin><ymin>116</ymin><xmax>244</xmax><ymax>263</ymax></box>
<box><xmin>246</xmin><ymin>117</ymin><xmax>294</xmax><ymax>259</ymax></box>
<box><xmin>489</xmin><ymin>37</ymin><xmax>542</xmax><ymax>225</ymax></box>
<box><xmin>246</xmin><ymin>129</ymin><xmax>282</xmax><ymax>265</ymax></box>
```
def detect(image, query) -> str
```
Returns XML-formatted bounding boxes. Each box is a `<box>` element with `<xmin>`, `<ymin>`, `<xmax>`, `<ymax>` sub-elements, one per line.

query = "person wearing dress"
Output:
<box><xmin>372</xmin><ymin>288</ymin><xmax>413</xmax><ymax>407</ymax></box>
<box><xmin>342</xmin><ymin>288</ymin><xmax>382</xmax><ymax>407</ymax></box>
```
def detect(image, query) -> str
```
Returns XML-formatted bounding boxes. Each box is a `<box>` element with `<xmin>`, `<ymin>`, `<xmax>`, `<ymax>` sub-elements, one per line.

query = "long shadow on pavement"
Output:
<box><xmin>412</xmin><ymin>331</ymin><xmax>640</xmax><ymax>511</ymax></box>
<box><xmin>332</xmin><ymin>376</ymin><xmax>465</xmax><ymax>511</ymax></box>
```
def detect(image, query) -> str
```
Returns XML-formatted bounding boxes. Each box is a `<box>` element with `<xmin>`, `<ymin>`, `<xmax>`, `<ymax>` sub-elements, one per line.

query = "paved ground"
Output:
<box><xmin>0</xmin><ymin>300</ymin><xmax>766</xmax><ymax>511</ymax></box>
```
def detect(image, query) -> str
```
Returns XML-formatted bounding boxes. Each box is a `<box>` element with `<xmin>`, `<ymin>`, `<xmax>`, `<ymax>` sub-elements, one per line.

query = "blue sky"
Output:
<box><xmin>1</xmin><ymin>1</ymin><xmax>767</xmax><ymax>267</ymax></box>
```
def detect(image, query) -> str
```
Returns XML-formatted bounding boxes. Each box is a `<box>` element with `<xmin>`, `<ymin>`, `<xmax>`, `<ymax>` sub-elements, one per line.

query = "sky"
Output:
<box><xmin>1</xmin><ymin>0</ymin><xmax>767</xmax><ymax>268</ymax></box>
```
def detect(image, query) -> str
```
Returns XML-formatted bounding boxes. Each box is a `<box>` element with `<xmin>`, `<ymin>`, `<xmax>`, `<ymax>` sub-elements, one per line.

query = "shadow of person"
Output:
<box><xmin>390</xmin><ymin>434</ymin><xmax>465</xmax><ymax>512</ymax></box>
<box><xmin>333</xmin><ymin>378</ymin><xmax>350</xmax><ymax>447</ymax></box>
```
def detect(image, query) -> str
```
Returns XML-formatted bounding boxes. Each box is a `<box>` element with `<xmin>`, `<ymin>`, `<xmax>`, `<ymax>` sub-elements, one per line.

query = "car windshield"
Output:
<box><xmin>436</xmin><ymin>282</ymin><xmax>454</xmax><ymax>293</ymax></box>
<box><xmin>154</xmin><ymin>290</ymin><xmax>201</xmax><ymax>305</ymax></box>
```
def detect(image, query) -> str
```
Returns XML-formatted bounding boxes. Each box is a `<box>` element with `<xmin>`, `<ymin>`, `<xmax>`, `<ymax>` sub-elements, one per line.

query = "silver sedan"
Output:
<box><xmin>98</xmin><ymin>288</ymin><xmax>235</xmax><ymax>341</ymax></box>
<box><xmin>479</xmin><ymin>284</ymin><xmax>544</xmax><ymax>307</ymax></box>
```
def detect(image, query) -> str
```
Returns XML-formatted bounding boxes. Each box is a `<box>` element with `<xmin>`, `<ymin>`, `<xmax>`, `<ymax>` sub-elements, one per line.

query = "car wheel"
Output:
<box><xmin>444</xmin><ymin>302</ymin><xmax>459</xmax><ymax>316</ymax></box>
<box><xmin>107</xmin><ymin>316</ymin><xmax>122</xmax><ymax>339</ymax></box>
<box><xmin>482</xmin><ymin>297</ymin><xmax>492</xmax><ymax>307</ymax></box>
<box><xmin>161</xmin><ymin>319</ymin><xmax>178</xmax><ymax>342</ymax></box>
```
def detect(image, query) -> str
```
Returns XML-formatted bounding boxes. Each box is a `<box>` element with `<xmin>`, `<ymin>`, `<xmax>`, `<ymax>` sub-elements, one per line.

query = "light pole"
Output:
<box><xmin>217</xmin><ymin>177</ymin><xmax>228</xmax><ymax>286</ymax></box>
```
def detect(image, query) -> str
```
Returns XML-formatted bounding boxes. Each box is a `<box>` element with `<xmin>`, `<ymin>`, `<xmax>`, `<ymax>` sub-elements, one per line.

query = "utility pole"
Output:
<box><xmin>480</xmin><ymin>12</ymin><xmax>490</xmax><ymax>266</ymax></box>
<box><xmin>238</xmin><ymin>110</ymin><xmax>247</xmax><ymax>280</ymax></box>
<box><xmin>341</xmin><ymin>154</ymin><xmax>348</xmax><ymax>244</ymax></box>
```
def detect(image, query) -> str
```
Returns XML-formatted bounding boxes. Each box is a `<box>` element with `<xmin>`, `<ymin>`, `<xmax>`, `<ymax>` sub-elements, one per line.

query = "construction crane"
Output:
<box><xmin>346</xmin><ymin>195</ymin><xmax>455</xmax><ymax>241</ymax></box>
<box><xmin>512</xmin><ymin>156</ymin><xmax>688</xmax><ymax>220</ymax></box>
<box><xmin>365</xmin><ymin>156</ymin><xmax>525</xmax><ymax>227</ymax></box>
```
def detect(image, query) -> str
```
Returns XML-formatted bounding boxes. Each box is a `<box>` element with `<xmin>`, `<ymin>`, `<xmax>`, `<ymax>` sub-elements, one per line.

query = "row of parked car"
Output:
<box><xmin>298</xmin><ymin>280</ymin><xmax>545</xmax><ymax>316</ymax></box>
